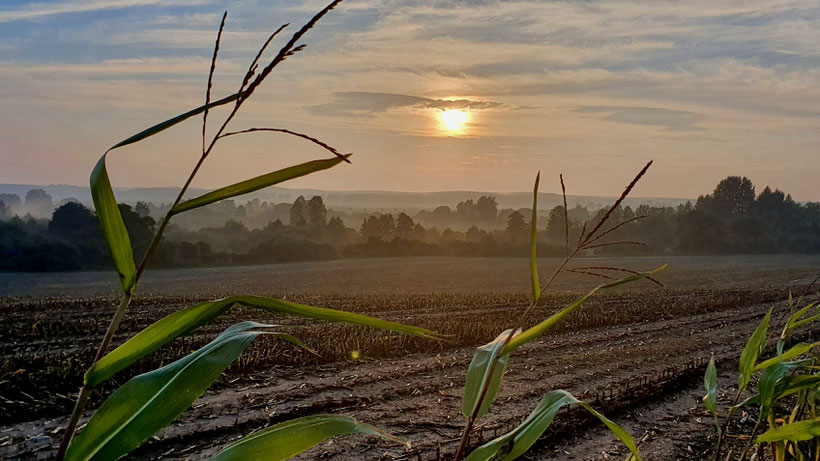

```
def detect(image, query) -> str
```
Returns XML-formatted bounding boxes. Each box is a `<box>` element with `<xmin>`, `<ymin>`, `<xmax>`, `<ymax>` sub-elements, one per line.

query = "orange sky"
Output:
<box><xmin>1</xmin><ymin>0</ymin><xmax>819</xmax><ymax>199</ymax></box>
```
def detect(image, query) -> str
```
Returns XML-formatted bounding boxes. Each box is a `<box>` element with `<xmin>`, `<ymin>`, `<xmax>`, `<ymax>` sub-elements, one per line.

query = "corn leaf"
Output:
<box><xmin>758</xmin><ymin>361</ymin><xmax>792</xmax><ymax>417</ymax></box>
<box><xmin>754</xmin><ymin>342</ymin><xmax>819</xmax><ymax>371</ymax></box>
<box><xmin>785</xmin><ymin>303</ymin><xmax>816</xmax><ymax>331</ymax></box>
<box><xmin>171</xmin><ymin>155</ymin><xmax>351</xmax><ymax>215</ymax></box>
<box><xmin>790</xmin><ymin>310</ymin><xmax>820</xmax><ymax>331</ymax></box>
<box><xmin>756</xmin><ymin>418</ymin><xmax>820</xmax><ymax>443</ymax></box>
<box><xmin>465</xmin><ymin>390</ymin><xmax>640</xmax><ymax>461</ymax></box>
<box><xmin>110</xmin><ymin>92</ymin><xmax>241</xmax><ymax>151</ymax></box>
<box><xmin>90</xmin><ymin>91</ymin><xmax>244</xmax><ymax>294</ymax></box>
<box><xmin>211</xmin><ymin>414</ymin><xmax>408</xmax><ymax>460</ymax></box>
<box><xmin>703</xmin><ymin>355</ymin><xmax>718</xmax><ymax>416</ymax></box>
<box><xmin>90</xmin><ymin>156</ymin><xmax>136</xmax><ymax>294</ymax></box>
<box><xmin>501</xmin><ymin>266</ymin><xmax>666</xmax><ymax>355</ymax></box>
<box><xmin>529</xmin><ymin>172</ymin><xmax>540</xmax><ymax>304</ymax></box>
<box><xmin>738</xmin><ymin>307</ymin><xmax>772</xmax><ymax>391</ymax></box>
<box><xmin>67</xmin><ymin>322</ymin><xmax>277</xmax><ymax>461</ymax></box>
<box><xmin>462</xmin><ymin>329</ymin><xmax>520</xmax><ymax>420</ymax></box>
<box><xmin>85</xmin><ymin>295</ymin><xmax>440</xmax><ymax>387</ymax></box>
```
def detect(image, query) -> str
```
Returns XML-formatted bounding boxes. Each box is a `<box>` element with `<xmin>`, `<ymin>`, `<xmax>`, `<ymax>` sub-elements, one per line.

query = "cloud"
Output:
<box><xmin>0</xmin><ymin>0</ymin><xmax>209</xmax><ymax>24</ymax></box>
<box><xmin>575</xmin><ymin>105</ymin><xmax>708</xmax><ymax>131</ymax></box>
<box><xmin>308</xmin><ymin>91</ymin><xmax>503</xmax><ymax>117</ymax></box>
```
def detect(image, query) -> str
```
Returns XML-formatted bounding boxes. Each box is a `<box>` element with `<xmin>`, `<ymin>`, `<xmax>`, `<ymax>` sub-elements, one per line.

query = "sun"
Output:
<box><xmin>439</xmin><ymin>109</ymin><xmax>468</xmax><ymax>131</ymax></box>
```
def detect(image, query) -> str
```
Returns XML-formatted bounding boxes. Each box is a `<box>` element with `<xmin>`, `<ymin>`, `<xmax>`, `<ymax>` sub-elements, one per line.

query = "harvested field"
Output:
<box><xmin>1</xmin><ymin>255</ymin><xmax>818</xmax><ymax>460</ymax></box>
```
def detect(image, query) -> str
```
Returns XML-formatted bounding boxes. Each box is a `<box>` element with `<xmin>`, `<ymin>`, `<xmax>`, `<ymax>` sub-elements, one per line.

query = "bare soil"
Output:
<box><xmin>0</xmin><ymin>255</ymin><xmax>818</xmax><ymax>460</ymax></box>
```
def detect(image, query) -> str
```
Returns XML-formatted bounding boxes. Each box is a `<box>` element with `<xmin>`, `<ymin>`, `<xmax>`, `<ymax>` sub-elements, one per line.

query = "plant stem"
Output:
<box><xmin>454</xmin><ymin>417</ymin><xmax>476</xmax><ymax>460</ymax></box>
<box><xmin>715</xmin><ymin>391</ymin><xmax>742</xmax><ymax>461</ymax></box>
<box><xmin>454</xmin><ymin>250</ymin><xmax>579</xmax><ymax>461</ymax></box>
<box><xmin>56</xmin><ymin>291</ymin><xmax>132</xmax><ymax>459</ymax></box>
<box><xmin>57</xmin><ymin>137</ymin><xmax>222</xmax><ymax>459</ymax></box>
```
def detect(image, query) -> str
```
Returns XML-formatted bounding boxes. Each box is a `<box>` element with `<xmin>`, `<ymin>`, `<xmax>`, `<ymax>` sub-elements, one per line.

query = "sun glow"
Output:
<box><xmin>439</xmin><ymin>109</ymin><xmax>468</xmax><ymax>131</ymax></box>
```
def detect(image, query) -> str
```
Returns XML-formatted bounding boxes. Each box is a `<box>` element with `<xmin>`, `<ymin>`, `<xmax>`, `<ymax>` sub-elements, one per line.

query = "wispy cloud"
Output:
<box><xmin>308</xmin><ymin>92</ymin><xmax>503</xmax><ymax>117</ymax></box>
<box><xmin>575</xmin><ymin>106</ymin><xmax>708</xmax><ymax>131</ymax></box>
<box><xmin>0</xmin><ymin>0</ymin><xmax>209</xmax><ymax>24</ymax></box>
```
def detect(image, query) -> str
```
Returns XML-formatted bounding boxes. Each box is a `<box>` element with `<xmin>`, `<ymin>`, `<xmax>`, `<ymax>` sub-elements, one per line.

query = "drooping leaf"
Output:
<box><xmin>465</xmin><ymin>390</ymin><xmax>640</xmax><ymax>461</ymax></box>
<box><xmin>756</xmin><ymin>418</ymin><xmax>820</xmax><ymax>443</ymax></box>
<box><xmin>67</xmin><ymin>322</ymin><xmax>280</xmax><ymax>461</ymax></box>
<box><xmin>110</xmin><ymin>92</ymin><xmax>242</xmax><ymax>151</ymax></box>
<box><xmin>529</xmin><ymin>172</ymin><xmax>540</xmax><ymax>304</ymax></box>
<box><xmin>462</xmin><ymin>329</ymin><xmax>520</xmax><ymax>420</ymax></box>
<box><xmin>755</xmin><ymin>342</ymin><xmax>819</xmax><ymax>371</ymax></box>
<box><xmin>171</xmin><ymin>155</ymin><xmax>351</xmax><ymax>215</ymax></box>
<box><xmin>501</xmin><ymin>266</ymin><xmax>666</xmax><ymax>355</ymax></box>
<box><xmin>703</xmin><ymin>355</ymin><xmax>718</xmax><ymax>416</ymax></box>
<box><xmin>210</xmin><ymin>414</ymin><xmax>408</xmax><ymax>460</ymax></box>
<box><xmin>90</xmin><ymin>155</ymin><xmax>136</xmax><ymax>294</ymax></box>
<box><xmin>90</xmin><ymin>91</ymin><xmax>245</xmax><ymax>294</ymax></box>
<box><xmin>86</xmin><ymin>295</ymin><xmax>440</xmax><ymax>387</ymax></box>
<box><xmin>738</xmin><ymin>307</ymin><xmax>772</xmax><ymax>391</ymax></box>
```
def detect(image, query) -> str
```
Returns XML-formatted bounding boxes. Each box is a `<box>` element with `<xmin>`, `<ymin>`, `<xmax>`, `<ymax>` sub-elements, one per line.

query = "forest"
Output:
<box><xmin>1</xmin><ymin>175</ymin><xmax>819</xmax><ymax>272</ymax></box>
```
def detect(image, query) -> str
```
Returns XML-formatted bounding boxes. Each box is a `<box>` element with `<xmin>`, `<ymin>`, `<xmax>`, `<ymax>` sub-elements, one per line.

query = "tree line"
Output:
<box><xmin>1</xmin><ymin>176</ymin><xmax>818</xmax><ymax>271</ymax></box>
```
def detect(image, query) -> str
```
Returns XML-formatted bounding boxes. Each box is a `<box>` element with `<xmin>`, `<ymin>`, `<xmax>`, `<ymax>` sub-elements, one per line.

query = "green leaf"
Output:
<box><xmin>67</xmin><ymin>322</ymin><xmax>277</xmax><ymax>461</ymax></box>
<box><xmin>785</xmin><ymin>303</ymin><xmax>816</xmax><ymax>331</ymax></box>
<box><xmin>171</xmin><ymin>155</ymin><xmax>350</xmax><ymax>215</ymax></box>
<box><xmin>110</xmin><ymin>92</ymin><xmax>242</xmax><ymax>151</ymax></box>
<box><xmin>755</xmin><ymin>418</ymin><xmax>820</xmax><ymax>443</ymax></box>
<box><xmin>462</xmin><ymin>329</ymin><xmax>520</xmax><ymax>420</ymax></box>
<box><xmin>90</xmin><ymin>155</ymin><xmax>136</xmax><ymax>294</ymax></box>
<box><xmin>501</xmin><ymin>266</ymin><xmax>666</xmax><ymax>355</ymax></box>
<box><xmin>703</xmin><ymin>355</ymin><xmax>718</xmax><ymax>416</ymax></box>
<box><xmin>738</xmin><ymin>307</ymin><xmax>772</xmax><ymax>391</ymax></box>
<box><xmin>758</xmin><ymin>361</ymin><xmax>793</xmax><ymax>417</ymax></box>
<box><xmin>529</xmin><ymin>172</ymin><xmax>540</xmax><ymax>304</ymax></box>
<box><xmin>210</xmin><ymin>414</ymin><xmax>408</xmax><ymax>460</ymax></box>
<box><xmin>90</xmin><ymin>91</ymin><xmax>245</xmax><ymax>294</ymax></box>
<box><xmin>755</xmin><ymin>342</ymin><xmax>819</xmax><ymax>371</ymax></box>
<box><xmin>776</xmin><ymin>374</ymin><xmax>820</xmax><ymax>400</ymax></box>
<box><xmin>790</xmin><ymin>308</ymin><xmax>820</xmax><ymax>331</ymax></box>
<box><xmin>465</xmin><ymin>390</ymin><xmax>640</xmax><ymax>461</ymax></box>
<box><xmin>86</xmin><ymin>295</ymin><xmax>440</xmax><ymax>387</ymax></box>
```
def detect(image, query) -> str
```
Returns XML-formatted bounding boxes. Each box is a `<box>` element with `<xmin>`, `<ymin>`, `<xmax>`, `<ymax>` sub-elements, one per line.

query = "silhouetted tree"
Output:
<box><xmin>290</xmin><ymin>196</ymin><xmax>308</xmax><ymax>227</ymax></box>
<box><xmin>395</xmin><ymin>212</ymin><xmax>414</xmax><ymax>238</ymax></box>
<box><xmin>505</xmin><ymin>210</ymin><xmax>527</xmax><ymax>243</ymax></box>
<box><xmin>307</xmin><ymin>196</ymin><xmax>327</xmax><ymax>228</ymax></box>
<box><xmin>475</xmin><ymin>196</ymin><xmax>498</xmax><ymax>221</ymax></box>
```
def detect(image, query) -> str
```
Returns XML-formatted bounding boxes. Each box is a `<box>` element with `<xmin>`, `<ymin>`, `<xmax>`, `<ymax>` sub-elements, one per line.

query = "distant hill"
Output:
<box><xmin>0</xmin><ymin>183</ymin><xmax>692</xmax><ymax>213</ymax></box>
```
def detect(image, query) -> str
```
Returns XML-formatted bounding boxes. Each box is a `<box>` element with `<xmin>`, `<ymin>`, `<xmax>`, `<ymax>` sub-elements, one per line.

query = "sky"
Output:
<box><xmin>1</xmin><ymin>0</ymin><xmax>820</xmax><ymax>200</ymax></box>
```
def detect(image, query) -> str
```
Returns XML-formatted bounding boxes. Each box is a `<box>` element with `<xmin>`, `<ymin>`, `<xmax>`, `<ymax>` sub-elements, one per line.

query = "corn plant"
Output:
<box><xmin>706</xmin><ymin>282</ymin><xmax>820</xmax><ymax>461</ymax></box>
<box><xmin>453</xmin><ymin>165</ymin><xmax>666</xmax><ymax>461</ymax></box>
<box><xmin>57</xmin><ymin>2</ymin><xmax>442</xmax><ymax>459</ymax></box>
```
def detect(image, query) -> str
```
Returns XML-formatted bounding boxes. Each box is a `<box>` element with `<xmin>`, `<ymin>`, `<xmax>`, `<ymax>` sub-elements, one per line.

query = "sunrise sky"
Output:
<box><xmin>1</xmin><ymin>0</ymin><xmax>820</xmax><ymax>199</ymax></box>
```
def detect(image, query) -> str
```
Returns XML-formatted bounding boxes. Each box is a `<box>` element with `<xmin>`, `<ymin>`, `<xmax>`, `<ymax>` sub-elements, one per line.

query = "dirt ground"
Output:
<box><xmin>0</xmin><ymin>255</ymin><xmax>818</xmax><ymax>460</ymax></box>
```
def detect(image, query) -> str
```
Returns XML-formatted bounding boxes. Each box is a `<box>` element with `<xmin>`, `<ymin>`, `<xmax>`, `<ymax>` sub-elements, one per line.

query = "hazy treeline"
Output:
<box><xmin>1</xmin><ymin>176</ymin><xmax>819</xmax><ymax>271</ymax></box>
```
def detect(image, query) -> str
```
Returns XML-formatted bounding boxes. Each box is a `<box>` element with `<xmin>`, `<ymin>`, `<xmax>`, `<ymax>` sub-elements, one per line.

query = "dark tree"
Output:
<box><xmin>704</xmin><ymin>176</ymin><xmax>756</xmax><ymax>216</ymax></box>
<box><xmin>49</xmin><ymin>202</ymin><xmax>98</xmax><ymax>240</ymax></box>
<box><xmin>505</xmin><ymin>210</ymin><xmax>527</xmax><ymax>242</ymax></box>
<box><xmin>395</xmin><ymin>212</ymin><xmax>414</xmax><ymax>239</ymax></box>
<box><xmin>475</xmin><ymin>196</ymin><xmax>498</xmax><ymax>221</ymax></box>
<box><xmin>307</xmin><ymin>196</ymin><xmax>327</xmax><ymax>228</ymax></box>
<box><xmin>290</xmin><ymin>196</ymin><xmax>308</xmax><ymax>228</ymax></box>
